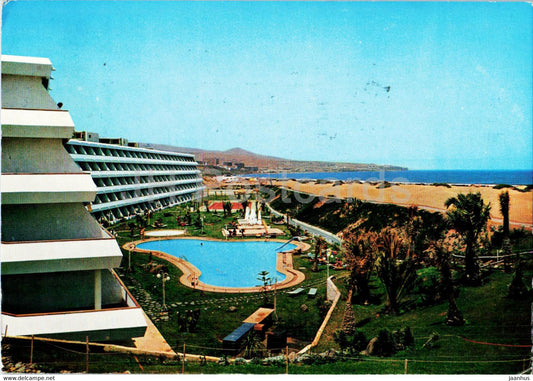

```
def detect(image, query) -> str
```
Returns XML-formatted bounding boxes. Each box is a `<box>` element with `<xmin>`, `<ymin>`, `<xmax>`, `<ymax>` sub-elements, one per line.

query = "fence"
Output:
<box><xmin>3</xmin><ymin>334</ymin><xmax>530</xmax><ymax>375</ymax></box>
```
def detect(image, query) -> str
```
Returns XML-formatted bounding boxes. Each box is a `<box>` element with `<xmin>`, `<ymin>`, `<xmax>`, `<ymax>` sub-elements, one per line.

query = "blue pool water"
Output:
<box><xmin>136</xmin><ymin>239</ymin><xmax>296</xmax><ymax>288</ymax></box>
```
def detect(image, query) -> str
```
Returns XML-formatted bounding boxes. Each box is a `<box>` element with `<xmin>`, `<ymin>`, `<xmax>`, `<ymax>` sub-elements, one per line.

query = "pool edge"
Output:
<box><xmin>123</xmin><ymin>237</ymin><xmax>310</xmax><ymax>293</ymax></box>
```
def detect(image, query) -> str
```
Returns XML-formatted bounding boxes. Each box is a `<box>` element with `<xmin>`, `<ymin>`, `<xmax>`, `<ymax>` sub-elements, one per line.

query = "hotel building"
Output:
<box><xmin>65</xmin><ymin>134</ymin><xmax>205</xmax><ymax>224</ymax></box>
<box><xmin>1</xmin><ymin>55</ymin><xmax>147</xmax><ymax>342</ymax></box>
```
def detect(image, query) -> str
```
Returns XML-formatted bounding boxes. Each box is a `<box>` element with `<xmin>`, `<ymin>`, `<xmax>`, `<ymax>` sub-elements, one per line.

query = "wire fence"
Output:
<box><xmin>3</xmin><ymin>334</ymin><xmax>531</xmax><ymax>375</ymax></box>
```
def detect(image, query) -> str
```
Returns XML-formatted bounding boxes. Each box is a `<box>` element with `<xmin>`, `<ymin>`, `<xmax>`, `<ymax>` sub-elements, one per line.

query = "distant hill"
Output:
<box><xmin>139</xmin><ymin>143</ymin><xmax>407</xmax><ymax>174</ymax></box>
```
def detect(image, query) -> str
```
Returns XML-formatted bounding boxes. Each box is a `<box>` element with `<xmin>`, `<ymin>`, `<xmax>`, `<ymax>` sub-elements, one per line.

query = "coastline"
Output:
<box><xmin>248</xmin><ymin>169</ymin><xmax>533</xmax><ymax>186</ymax></box>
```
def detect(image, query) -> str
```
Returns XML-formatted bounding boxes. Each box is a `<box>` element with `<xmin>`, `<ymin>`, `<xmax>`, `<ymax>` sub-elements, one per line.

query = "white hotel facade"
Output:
<box><xmin>65</xmin><ymin>137</ymin><xmax>204</xmax><ymax>224</ymax></box>
<box><xmin>0</xmin><ymin>55</ymin><xmax>201</xmax><ymax>342</ymax></box>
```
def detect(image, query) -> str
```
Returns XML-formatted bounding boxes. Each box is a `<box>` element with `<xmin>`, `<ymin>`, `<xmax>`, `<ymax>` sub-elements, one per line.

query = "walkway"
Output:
<box><xmin>132</xmin><ymin>311</ymin><xmax>176</xmax><ymax>355</ymax></box>
<box><xmin>265</xmin><ymin>201</ymin><xmax>343</xmax><ymax>245</ymax></box>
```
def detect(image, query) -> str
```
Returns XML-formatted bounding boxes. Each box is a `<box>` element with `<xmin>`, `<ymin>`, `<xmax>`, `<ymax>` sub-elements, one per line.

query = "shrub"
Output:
<box><xmin>250</xmin><ymin>357</ymin><xmax>262</xmax><ymax>365</ymax></box>
<box><xmin>432</xmin><ymin>182</ymin><xmax>451</xmax><ymax>188</ymax></box>
<box><xmin>493</xmin><ymin>184</ymin><xmax>514</xmax><ymax>190</ymax></box>
<box><xmin>414</xmin><ymin>267</ymin><xmax>443</xmax><ymax>306</ymax></box>
<box><xmin>373</xmin><ymin>329</ymin><xmax>395</xmax><ymax>357</ymax></box>
<box><xmin>334</xmin><ymin>328</ymin><xmax>368</xmax><ymax>354</ymax></box>
<box><xmin>333</xmin><ymin>329</ymin><xmax>349</xmax><ymax>351</ymax></box>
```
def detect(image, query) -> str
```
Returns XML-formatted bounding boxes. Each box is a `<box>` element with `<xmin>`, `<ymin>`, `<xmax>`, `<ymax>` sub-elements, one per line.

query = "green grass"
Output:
<box><xmin>112</xmin><ymin>202</ymin><xmax>332</xmax><ymax>358</ymax></box>
<box><xmin>118</xmin><ymin>249</ymin><xmax>334</xmax><ymax>357</ymax></box>
<box><xmin>6</xmin><ymin>200</ymin><xmax>530</xmax><ymax>374</ymax></box>
<box><xmin>314</xmin><ymin>268</ymin><xmax>532</xmax><ymax>374</ymax></box>
<box><xmin>114</xmin><ymin>202</ymin><xmax>533</xmax><ymax>374</ymax></box>
<box><xmin>5</xmin><ymin>265</ymin><xmax>531</xmax><ymax>374</ymax></box>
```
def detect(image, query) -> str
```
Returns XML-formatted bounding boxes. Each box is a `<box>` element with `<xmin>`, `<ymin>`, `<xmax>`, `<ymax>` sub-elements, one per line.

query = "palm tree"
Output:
<box><xmin>374</xmin><ymin>227</ymin><xmax>417</xmax><ymax>315</ymax></box>
<box><xmin>243</xmin><ymin>332</ymin><xmax>266</xmax><ymax>359</ymax></box>
<box><xmin>312</xmin><ymin>236</ymin><xmax>326</xmax><ymax>272</ymax></box>
<box><xmin>257</xmin><ymin>270</ymin><xmax>271</xmax><ymax>305</ymax></box>
<box><xmin>499</xmin><ymin>191</ymin><xmax>512</xmax><ymax>272</ymax></box>
<box><xmin>499</xmin><ymin>191</ymin><xmax>510</xmax><ymax>237</ymax></box>
<box><xmin>445</xmin><ymin>192</ymin><xmax>491</xmax><ymax>285</ymax></box>
<box><xmin>427</xmin><ymin>239</ymin><xmax>464</xmax><ymax>326</ymax></box>
<box><xmin>343</xmin><ymin>230</ymin><xmax>376</xmax><ymax>304</ymax></box>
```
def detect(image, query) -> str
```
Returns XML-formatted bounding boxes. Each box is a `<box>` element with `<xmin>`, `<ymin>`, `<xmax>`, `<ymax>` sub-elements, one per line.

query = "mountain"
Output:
<box><xmin>139</xmin><ymin>143</ymin><xmax>407</xmax><ymax>174</ymax></box>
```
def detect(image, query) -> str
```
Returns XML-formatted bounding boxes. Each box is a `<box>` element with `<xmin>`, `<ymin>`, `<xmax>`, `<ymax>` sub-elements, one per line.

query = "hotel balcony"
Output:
<box><xmin>1</xmin><ymin>269</ymin><xmax>147</xmax><ymax>342</ymax></box>
<box><xmin>1</xmin><ymin>172</ymin><xmax>96</xmax><ymax>204</ymax></box>
<box><xmin>88</xmin><ymin>169</ymin><xmax>202</xmax><ymax>178</ymax></box>
<box><xmin>90</xmin><ymin>187</ymin><xmax>201</xmax><ymax>212</ymax></box>
<box><xmin>1</xmin><ymin>108</ymin><xmax>74</xmax><ymax>139</ymax></box>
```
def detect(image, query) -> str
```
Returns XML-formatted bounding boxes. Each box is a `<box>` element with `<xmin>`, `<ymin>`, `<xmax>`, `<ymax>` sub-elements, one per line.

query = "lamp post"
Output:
<box><xmin>157</xmin><ymin>271</ymin><xmax>171</xmax><ymax>310</ymax></box>
<box><xmin>326</xmin><ymin>248</ymin><xmax>331</xmax><ymax>301</ymax></box>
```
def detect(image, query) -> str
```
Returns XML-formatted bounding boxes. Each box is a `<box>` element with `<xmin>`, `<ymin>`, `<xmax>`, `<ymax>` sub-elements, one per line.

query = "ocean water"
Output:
<box><xmin>250</xmin><ymin>170</ymin><xmax>533</xmax><ymax>185</ymax></box>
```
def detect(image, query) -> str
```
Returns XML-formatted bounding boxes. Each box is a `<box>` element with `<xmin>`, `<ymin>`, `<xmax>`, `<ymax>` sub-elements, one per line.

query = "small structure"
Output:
<box><xmin>266</xmin><ymin>328</ymin><xmax>287</xmax><ymax>352</ymax></box>
<box><xmin>287</xmin><ymin>287</ymin><xmax>305</xmax><ymax>297</ymax></box>
<box><xmin>243</xmin><ymin>308</ymin><xmax>274</xmax><ymax>337</ymax></box>
<box><xmin>308</xmin><ymin>288</ymin><xmax>318</xmax><ymax>298</ymax></box>
<box><xmin>223</xmin><ymin>200</ymin><xmax>284</xmax><ymax>237</ymax></box>
<box><xmin>222</xmin><ymin>322</ymin><xmax>255</xmax><ymax>355</ymax></box>
<box><xmin>223</xmin><ymin>307</ymin><xmax>276</xmax><ymax>354</ymax></box>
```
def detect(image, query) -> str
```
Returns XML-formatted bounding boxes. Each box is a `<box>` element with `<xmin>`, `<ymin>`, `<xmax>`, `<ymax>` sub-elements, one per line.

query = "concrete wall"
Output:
<box><xmin>1</xmin><ymin>270</ymin><xmax>124</xmax><ymax>314</ymax></box>
<box><xmin>2</xmin><ymin>138</ymin><xmax>81</xmax><ymax>173</ymax></box>
<box><xmin>265</xmin><ymin>202</ymin><xmax>343</xmax><ymax>245</ymax></box>
<box><xmin>1</xmin><ymin>74</ymin><xmax>58</xmax><ymax>110</ymax></box>
<box><xmin>2</xmin><ymin>203</ymin><xmax>108</xmax><ymax>241</ymax></box>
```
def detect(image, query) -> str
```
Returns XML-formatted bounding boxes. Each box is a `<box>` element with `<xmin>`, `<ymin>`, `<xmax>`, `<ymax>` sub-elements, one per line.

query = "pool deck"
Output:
<box><xmin>123</xmin><ymin>236</ymin><xmax>310</xmax><ymax>293</ymax></box>
<box><xmin>144</xmin><ymin>229</ymin><xmax>185</xmax><ymax>237</ymax></box>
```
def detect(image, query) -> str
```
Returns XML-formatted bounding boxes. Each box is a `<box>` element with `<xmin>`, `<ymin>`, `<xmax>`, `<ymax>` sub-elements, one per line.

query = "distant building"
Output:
<box><xmin>1</xmin><ymin>55</ymin><xmax>147</xmax><ymax>341</ymax></box>
<box><xmin>67</xmin><ymin>132</ymin><xmax>205</xmax><ymax>223</ymax></box>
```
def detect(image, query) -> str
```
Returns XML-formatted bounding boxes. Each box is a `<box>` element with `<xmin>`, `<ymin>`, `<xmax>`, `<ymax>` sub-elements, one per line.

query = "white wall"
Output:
<box><xmin>2</xmin><ymin>203</ymin><xmax>108</xmax><ymax>241</ymax></box>
<box><xmin>2</xmin><ymin>138</ymin><xmax>81</xmax><ymax>173</ymax></box>
<box><xmin>1</xmin><ymin>74</ymin><xmax>58</xmax><ymax>110</ymax></box>
<box><xmin>1</xmin><ymin>269</ymin><xmax>124</xmax><ymax>314</ymax></box>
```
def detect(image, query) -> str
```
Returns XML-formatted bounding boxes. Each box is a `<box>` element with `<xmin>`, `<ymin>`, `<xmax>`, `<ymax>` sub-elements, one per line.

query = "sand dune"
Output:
<box><xmin>272</xmin><ymin>180</ymin><xmax>532</xmax><ymax>229</ymax></box>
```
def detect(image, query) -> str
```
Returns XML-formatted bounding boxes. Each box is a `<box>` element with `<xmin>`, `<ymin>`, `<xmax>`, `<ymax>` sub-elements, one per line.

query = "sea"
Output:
<box><xmin>248</xmin><ymin>170</ymin><xmax>533</xmax><ymax>186</ymax></box>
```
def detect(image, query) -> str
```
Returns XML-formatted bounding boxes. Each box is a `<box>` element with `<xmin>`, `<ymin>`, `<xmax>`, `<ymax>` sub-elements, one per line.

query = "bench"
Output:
<box><xmin>287</xmin><ymin>287</ymin><xmax>305</xmax><ymax>297</ymax></box>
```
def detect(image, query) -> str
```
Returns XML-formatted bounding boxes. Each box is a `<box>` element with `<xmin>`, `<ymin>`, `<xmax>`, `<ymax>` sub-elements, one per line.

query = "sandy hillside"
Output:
<box><xmin>273</xmin><ymin>180</ymin><xmax>532</xmax><ymax>229</ymax></box>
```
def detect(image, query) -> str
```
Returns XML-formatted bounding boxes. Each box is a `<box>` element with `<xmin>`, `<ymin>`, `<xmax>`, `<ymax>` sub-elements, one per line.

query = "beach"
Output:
<box><xmin>270</xmin><ymin>179</ymin><xmax>533</xmax><ymax>230</ymax></box>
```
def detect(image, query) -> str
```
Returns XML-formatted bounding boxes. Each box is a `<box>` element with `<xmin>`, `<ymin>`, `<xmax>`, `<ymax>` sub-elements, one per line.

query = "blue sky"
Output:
<box><xmin>2</xmin><ymin>1</ymin><xmax>532</xmax><ymax>170</ymax></box>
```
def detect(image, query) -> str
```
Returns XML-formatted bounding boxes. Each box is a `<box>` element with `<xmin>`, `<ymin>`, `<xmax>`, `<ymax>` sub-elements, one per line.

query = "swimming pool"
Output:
<box><xmin>136</xmin><ymin>239</ymin><xmax>296</xmax><ymax>288</ymax></box>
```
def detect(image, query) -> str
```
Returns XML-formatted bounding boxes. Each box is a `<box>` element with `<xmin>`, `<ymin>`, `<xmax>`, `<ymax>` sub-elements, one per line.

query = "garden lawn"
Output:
<box><xmin>315</xmin><ymin>269</ymin><xmax>532</xmax><ymax>374</ymax></box>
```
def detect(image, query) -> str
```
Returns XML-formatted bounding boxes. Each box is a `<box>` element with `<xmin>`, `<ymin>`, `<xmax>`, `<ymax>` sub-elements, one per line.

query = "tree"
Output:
<box><xmin>257</xmin><ymin>270</ymin><xmax>271</xmax><ymax>305</ymax></box>
<box><xmin>312</xmin><ymin>236</ymin><xmax>326</xmax><ymax>272</ymax></box>
<box><xmin>343</xmin><ymin>230</ymin><xmax>376</xmax><ymax>304</ymax></box>
<box><xmin>445</xmin><ymin>192</ymin><xmax>491</xmax><ymax>285</ymax></box>
<box><xmin>374</xmin><ymin>228</ymin><xmax>417</xmax><ymax>315</ymax></box>
<box><xmin>243</xmin><ymin>332</ymin><xmax>265</xmax><ymax>359</ymax></box>
<box><xmin>223</xmin><ymin>201</ymin><xmax>232</xmax><ymax>217</ymax></box>
<box><xmin>427</xmin><ymin>238</ymin><xmax>465</xmax><ymax>326</ymax></box>
<box><xmin>405</xmin><ymin>205</ymin><xmax>422</xmax><ymax>255</ymax></box>
<box><xmin>499</xmin><ymin>191</ymin><xmax>512</xmax><ymax>272</ymax></box>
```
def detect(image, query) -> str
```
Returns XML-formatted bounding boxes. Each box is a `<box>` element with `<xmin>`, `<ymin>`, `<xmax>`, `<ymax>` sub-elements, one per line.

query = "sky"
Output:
<box><xmin>1</xmin><ymin>1</ymin><xmax>532</xmax><ymax>170</ymax></box>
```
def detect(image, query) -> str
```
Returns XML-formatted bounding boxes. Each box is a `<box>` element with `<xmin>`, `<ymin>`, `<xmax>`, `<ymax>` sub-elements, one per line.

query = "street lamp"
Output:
<box><xmin>157</xmin><ymin>271</ymin><xmax>171</xmax><ymax>310</ymax></box>
<box><xmin>326</xmin><ymin>248</ymin><xmax>331</xmax><ymax>301</ymax></box>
